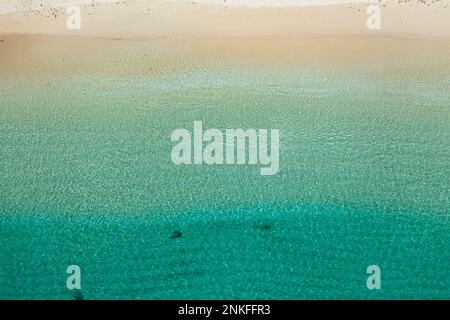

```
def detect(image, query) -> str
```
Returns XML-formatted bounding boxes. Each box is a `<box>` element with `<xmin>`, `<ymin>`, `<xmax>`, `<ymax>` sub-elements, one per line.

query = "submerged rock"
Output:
<box><xmin>72</xmin><ymin>290</ymin><xmax>84</xmax><ymax>300</ymax></box>
<box><xmin>170</xmin><ymin>230</ymin><xmax>182</xmax><ymax>239</ymax></box>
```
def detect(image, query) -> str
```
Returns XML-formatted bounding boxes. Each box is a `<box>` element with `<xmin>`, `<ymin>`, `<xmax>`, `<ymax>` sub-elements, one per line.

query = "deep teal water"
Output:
<box><xmin>0</xmin><ymin>65</ymin><xmax>449</xmax><ymax>299</ymax></box>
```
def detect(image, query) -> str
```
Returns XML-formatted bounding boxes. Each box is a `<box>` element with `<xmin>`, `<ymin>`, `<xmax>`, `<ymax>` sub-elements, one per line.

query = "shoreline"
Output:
<box><xmin>1</xmin><ymin>33</ymin><xmax>450</xmax><ymax>78</ymax></box>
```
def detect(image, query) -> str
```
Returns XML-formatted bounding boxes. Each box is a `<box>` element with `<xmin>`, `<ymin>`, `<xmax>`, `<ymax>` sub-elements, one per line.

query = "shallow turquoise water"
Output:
<box><xmin>0</xmin><ymin>64</ymin><xmax>449</xmax><ymax>299</ymax></box>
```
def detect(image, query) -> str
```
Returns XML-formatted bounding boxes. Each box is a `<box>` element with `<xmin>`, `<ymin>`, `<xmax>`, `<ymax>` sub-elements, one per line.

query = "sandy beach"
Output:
<box><xmin>1</xmin><ymin>1</ymin><xmax>450</xmax><ymax>78</ymax></box>
<box><xmin>1</xmin><ymin>1</ymin><xmax>450</xmax><ymax>37</ymax></box>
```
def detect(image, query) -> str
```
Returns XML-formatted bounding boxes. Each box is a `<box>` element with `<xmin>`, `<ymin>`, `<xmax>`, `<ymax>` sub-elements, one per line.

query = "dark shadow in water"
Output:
<box><xmin>72</xmin><ymin>290</ymin><xmax>84</xmax><ymax>300</ymax></box>
<box><xmin>170</xmin><ymin>230</ymin><xmax>183</xmax><ymax>239</ymax></box>
<box><xmin>258</xmin><ymin>224</ymin><xmax>272</xmax><ymax>231</ymax></box>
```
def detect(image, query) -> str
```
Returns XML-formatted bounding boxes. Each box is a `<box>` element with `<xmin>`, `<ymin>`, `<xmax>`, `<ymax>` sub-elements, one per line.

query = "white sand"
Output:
<box><xmin>1</xmin><ymin>1</ymin><xmax>450</xmax><ymax>38</ymax></box>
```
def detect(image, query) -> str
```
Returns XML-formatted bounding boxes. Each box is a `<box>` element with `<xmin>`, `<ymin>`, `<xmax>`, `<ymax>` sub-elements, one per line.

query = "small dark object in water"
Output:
<box><xmin>170</xmin><ymin>230</ymin><xmax>182</xmax><ymax>239</ymax></box>
<box><xmin>72</xmin><ymin>290</ymin><xmax>84</xmax><ymax>300</ymax></box>
<box><xmin>259</xmin><ymin>224</ymin><xmax>272</xmax><ymax>230</ymax></box>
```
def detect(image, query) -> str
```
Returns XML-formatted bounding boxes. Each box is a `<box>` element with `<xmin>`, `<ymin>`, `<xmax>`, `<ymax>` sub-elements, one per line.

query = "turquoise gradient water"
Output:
<box><xmin>0</xmin><ymin>63</ymin><xmax>449</xmax><ymax>299</ymax></box>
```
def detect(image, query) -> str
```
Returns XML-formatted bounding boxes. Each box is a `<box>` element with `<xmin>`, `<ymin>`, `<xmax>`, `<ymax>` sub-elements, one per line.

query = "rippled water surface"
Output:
<box><xmin>0</xmin><ymin>64</ymin><xmax>449</xmax><ymax>299</ymax></box>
